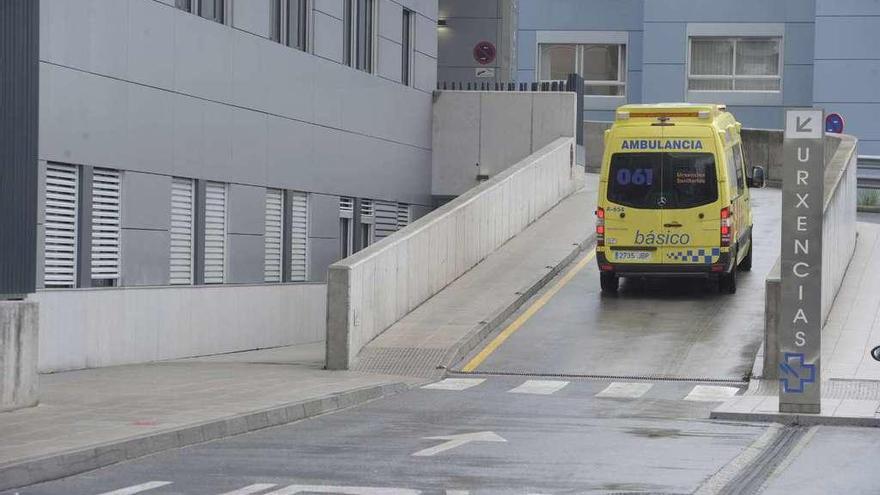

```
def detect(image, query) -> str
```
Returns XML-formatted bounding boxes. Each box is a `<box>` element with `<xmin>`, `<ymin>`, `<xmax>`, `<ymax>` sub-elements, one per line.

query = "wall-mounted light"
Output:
<box><xmin>437</xmin><ymin>18</ymin><xmax>448</xmax><ymax>28</ymax></box>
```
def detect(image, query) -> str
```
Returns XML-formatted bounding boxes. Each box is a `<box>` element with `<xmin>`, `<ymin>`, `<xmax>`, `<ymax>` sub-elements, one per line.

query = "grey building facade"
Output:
<box><xmin>13</xmin><ymin>0</ymin><xmax>439</xmax><ymax>371</ymax></box>
<box><xmin>439</xmin><ymin>0</ymin><xmax>880</xmax><ymax>155</ymax></box>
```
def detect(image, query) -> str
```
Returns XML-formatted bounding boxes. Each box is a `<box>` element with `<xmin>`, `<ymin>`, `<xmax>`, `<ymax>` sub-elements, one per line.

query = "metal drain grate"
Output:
<box><xmin>353</xmin><ymin>347</ymin><xmax>448</xmax><ymax>378</ymax></box>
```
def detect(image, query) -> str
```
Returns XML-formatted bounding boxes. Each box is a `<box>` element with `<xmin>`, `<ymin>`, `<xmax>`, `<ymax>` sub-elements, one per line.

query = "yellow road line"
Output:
<box><xmin>461</xmin><ymin>249</ymin><xmax>597</xmax><ymax>372</ymax></box>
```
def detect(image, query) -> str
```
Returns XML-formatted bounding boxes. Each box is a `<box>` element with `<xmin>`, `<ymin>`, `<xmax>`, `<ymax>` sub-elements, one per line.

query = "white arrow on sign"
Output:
<box><xmin>412</xmin><ymin>431</ymin><xmax>507</xmax><ymax>457</ymax></box>
<box><xmin>785</xmin><ymin>109</ymin><xmax>823</xmax><ymax>140</ymax></box>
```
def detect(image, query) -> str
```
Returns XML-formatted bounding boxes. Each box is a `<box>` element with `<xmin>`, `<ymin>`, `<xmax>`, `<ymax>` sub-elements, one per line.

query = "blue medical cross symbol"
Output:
<box><xmin>779</xmin><ymin>353</ymin><xmax>817</xmax><ymax>393</ymax></box>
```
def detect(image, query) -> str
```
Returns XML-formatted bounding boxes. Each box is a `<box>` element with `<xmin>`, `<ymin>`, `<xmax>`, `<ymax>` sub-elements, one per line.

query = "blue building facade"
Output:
<box><xmin>513</xmin><ymin>0</ymin><xmax>880</xmax><ymax>155</ymax></box>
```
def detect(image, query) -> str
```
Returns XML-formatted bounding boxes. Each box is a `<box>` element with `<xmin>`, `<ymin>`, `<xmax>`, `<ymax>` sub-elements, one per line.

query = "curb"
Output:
<box><xmin>443</xmin><ymin>233</ymin><xmax>596</xmax><ymax>374</ymax></box>
<box><xmin>710</xmin><ymin>410</ymin><xmax>880</xmax><ymax>427</ymax></box>
<box><xmin>0</xmin><ymin>382</ymin><xmax>409</xmax><ymax>491</ymax></box>
<box><xmin>857</xmin><ymin>205</ymin><xmax>880</xmax><ymax>213</ymax></box>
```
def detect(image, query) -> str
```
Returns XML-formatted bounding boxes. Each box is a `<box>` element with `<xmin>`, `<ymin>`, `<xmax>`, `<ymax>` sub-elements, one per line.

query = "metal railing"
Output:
<box><xmin>857</xmin><ymin>155</ymin><xmax>880</xmax><ymax>190</ymax></box>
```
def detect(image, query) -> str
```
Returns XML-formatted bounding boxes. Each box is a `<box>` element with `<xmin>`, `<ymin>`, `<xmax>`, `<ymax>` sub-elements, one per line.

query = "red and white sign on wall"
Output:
<box><xmin>473</xmin><ymin>41</ymin><xmax>496</xmax><ymax>65</ymax></box>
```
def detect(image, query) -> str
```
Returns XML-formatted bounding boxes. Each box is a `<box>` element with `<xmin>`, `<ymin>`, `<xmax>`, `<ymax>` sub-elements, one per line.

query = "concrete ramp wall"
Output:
<box><xmin>763</xmin><ymin>133</ymin><xmax>859</xmax><ymax>378</ymax></box>
<box><xmin>326</xmin><ymin>137</ymin><xmax>580</xmax><ymax>370</ymax></box>
<box><xmin>432</xmin><ymin>91</ymin><xmax>576</xmax><ymax>198</ymax></box>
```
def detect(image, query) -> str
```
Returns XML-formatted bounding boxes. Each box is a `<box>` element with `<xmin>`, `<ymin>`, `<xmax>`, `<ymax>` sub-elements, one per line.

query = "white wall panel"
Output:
<box><xmin>379</xmin><ymin>0</ymin><xmax>404</xmax><ymax>43</ymax></box>
<box><xmin>313</xmin><ymin>10</ymin><xmax>345</xmax><ymax>63</ymax></box>
<box><xmin>34</xmin><ymin>283</ymin><xmax>327</xmax><ymax>372</ymax></box>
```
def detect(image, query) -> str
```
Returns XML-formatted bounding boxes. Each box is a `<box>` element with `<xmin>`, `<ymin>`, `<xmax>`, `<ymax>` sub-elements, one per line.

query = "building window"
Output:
<box><xmin>272</xmin><ymin>0</ymin><xmax>309</xmax><ymax>51</ymax></box>
<box><xmin>343</xmin><ymin>0</ymin><xmax>353</xmax><ymax>66</ymax></box>
<box><xmin>359</xmin><ymin>199</ymin><xmax>375</xmax><ymax>249</ymax></box>
<box><xmin>355</xmin><ymin>0</ymin><xmax>375</xmax><ymax>72</ymax></box>
<box><xmin>539</xmin><ymin>43</ymin><xmax>626</xmax><ymax>96</ymax></box>
<box><xmin>339</xmin><ymin>196</ymin><xmax>354</xmax><ymax>258</ymax></box>
<box><xmin>175</xmin><ymin>0</ymin><xmax>193</xmax><ymax>12</ymax></box>
<box><xmin>289</xmin><ymin>191</ymin><xmax>309</xmax><ymax>282</ymax></box>
<box><xmin>688</xmin><ymin>37</ymin><xmax>781</xmax><ymax>91</ymax></box>
<box><xmin>170</xmin><ymin>178</ymin><xmax>195</xmax><ymax>285</ymax></box>
<box><xmin>264</xmin><ymin>188</ymin><xmax>284</xmax><ymax>283</ymax></box>
<box><xmin>44</xmin><ymin>164</ymin><xmax>79</xmax><ymax>288</ymax></box>
<box><xmin>401</xmin><ymin>9</ymin><xmax>414</xmax><ymax>85</ymax></box>
<box><xmin>204</xmin><ymin>181</ymin><xmax>227</xmax><ymax>284</ymax></box>
<box><xmin>199</xmin><ymin>0</ymin><xmax>224</xmax><ymax>23</ymax></box>
<box><xmin>90</xmin><ymin>168</ymin><xmax>122</xmax><ymax>287</ymax></box>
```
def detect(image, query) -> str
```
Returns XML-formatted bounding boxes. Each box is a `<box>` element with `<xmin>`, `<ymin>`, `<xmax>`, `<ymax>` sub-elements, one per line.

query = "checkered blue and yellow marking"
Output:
<box><xmin>665</xmin><ymin>248</ymin><xmax>720</xmax><ymax>264</ymax></box>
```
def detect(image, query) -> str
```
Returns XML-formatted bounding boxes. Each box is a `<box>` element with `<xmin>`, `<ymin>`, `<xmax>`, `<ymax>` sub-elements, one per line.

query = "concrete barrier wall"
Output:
<box><xmin>327</xmin><ymin>137</ymin><xmax>580</xmax><ymax>369</ymax></box>
<box><xmin>763</xmin><ymin>134</ymin><xmax>859</xmax><ymax>378</ymax></box>
<box><xmin>0</xmin><ymin>301</ymin><xmax>38</xmax><ymax>411</ymax></box>
<box><xmin>432</xmin><ymin>91</ymin><xmax>576</xmax><ymax>198</ymax></box>
<box><xmin>33</xmin><ymin>284</ymin><xmax>325</xmax><ymax>372</ymax></box>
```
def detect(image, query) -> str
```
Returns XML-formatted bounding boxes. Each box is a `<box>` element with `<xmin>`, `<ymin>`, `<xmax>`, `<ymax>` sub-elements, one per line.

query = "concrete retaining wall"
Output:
<box><xmin>0</xmin><ymin>301</ymin><xmax>38</xmax><ymax>411</ymax></box>
<box><xmin>327</xmin><ymin>137</ymin><xmax>580</xmax><ymax>370</ymax></box>
<box><xmin>763</xmin><ymin>134</ymin><xmax>859</xmax><ymax>378</ymax></box>
<box><xmin>431</xmin><ymin>91</ymin><xmax>576</xmax><ymax>198</ymax></box>
<box><xmin>33</xmin><ymin>284</ymin><xmax>325</xmax><ymax>372</ymax></box>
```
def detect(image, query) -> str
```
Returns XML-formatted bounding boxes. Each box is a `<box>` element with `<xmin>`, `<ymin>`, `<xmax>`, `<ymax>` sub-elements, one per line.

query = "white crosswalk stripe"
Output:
<box><xmin>96</xmin><ymin>481</ymin><xmax>173</xmax><ymax>495</ymax></box>
<box><xmin>596</xmin><ymin>382</ymin><xmax>654</xmax><ymax>399</ymax></box>
<box><xmin>218</xmin><ymin>483</ymin><xmax>278</xmax><ymax>495</ymax></box>
<box><xmin>684</xmin><ymin>385</ymin><xmax>740</xmax><ymax>402</ymax></box>
<box><xmin>422</xmin><ymin>378</ymin><xmax>486</xmax><ymax>391</ymax></box>
<box><xmin>508</xmin><ymin>380</ymin><xmax>569</xmax><ymax>395</ymax></box>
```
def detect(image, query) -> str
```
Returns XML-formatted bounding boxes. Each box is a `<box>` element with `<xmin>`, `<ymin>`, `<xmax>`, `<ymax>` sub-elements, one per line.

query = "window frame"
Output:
<box><xmin>355</xmin><ymin>0</ymin><xmax>377</xmax><ymax>73</ymax></box>
<box><xmin>686</xmin><ymin>36</ymin><xmax>782</xmax><ymax>93</ymax></box>
<box><xmin>272</xmin><ymin>0</ymin><xmax>311</xmax><ymax>52</ymax></box>
<box><xmin>537</xmin><ymin>43</ymin><xmax>627</xmax><ymax>96</ymax></box>
<box><xmin>401</xmin><ymin>8</ymin><xmax>414</xmax><ymax>86</ymax></box>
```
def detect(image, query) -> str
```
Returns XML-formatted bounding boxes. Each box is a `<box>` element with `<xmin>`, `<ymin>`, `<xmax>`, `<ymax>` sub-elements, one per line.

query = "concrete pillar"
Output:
<box><xmin>0</xmin><ymin>300</ymin><xmax>39</xmax><ymax>412</ymax></box>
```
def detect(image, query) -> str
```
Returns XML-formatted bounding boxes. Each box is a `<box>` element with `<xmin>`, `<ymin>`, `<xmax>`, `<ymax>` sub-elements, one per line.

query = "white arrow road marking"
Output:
<box><xmin>508</xmin><ymin>380</ymin><xmax>569</xmax><ymax>395</ymax></box>
<box><xmin>263</xmin><ymin>485</ymin><xmax>419</xmax><ymax>495</ymax></box>
<box><xmin>421</xmin><ymin>378</ymin><xmax>485</xmax><ymax>391</ymax></box>
<box><xmin>596</xmin><ymin>382</ymin><xmax>653</xmax><ymax>399</ymax></box>
<box><xmin>412</xmin><ymin>431</ymin><xmax>507</xmax><ymax>457</ymax></box>
<box><xmin>218</xmin><ymin>483</ymin><xmax>278</xmax><ymax>495</ymax></box>
<box><xmin>96</xmin><ymin>481</ymin><xmax>173</xmax><ymax>495</ymax></box>
<box><xmin>684</xmin><ymin>385</ymin><xmax>740</xmax><ymax>402</ymax></box>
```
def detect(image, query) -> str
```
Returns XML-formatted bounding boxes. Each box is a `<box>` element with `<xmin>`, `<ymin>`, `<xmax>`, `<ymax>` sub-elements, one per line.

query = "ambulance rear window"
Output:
<box><xmin>608</xmin><ymin>153</ymin><xmax>718</xmax><ymax>209</ymax></box>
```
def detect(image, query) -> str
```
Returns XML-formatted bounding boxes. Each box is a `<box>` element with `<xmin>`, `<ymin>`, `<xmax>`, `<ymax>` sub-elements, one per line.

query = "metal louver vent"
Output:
<box><xmin>170</xmin><ymin>177</ymin><xmax>195</xmax><ymax>285</ymax></box>
<box><xmin>290</xmin><ymin>191</ymin><xmax>309</xmax><ymax>282</ymax></box>
<box><xmin>264</xmin><ymin>188</ymin><xmax>284</xmax><ymax>283</ymax></box>
<box><xmin>397</xmin><ymin>203</ymin><xmax>410</xmax><ymax>229</ymax></box>
<box><xmin>204</xmin><ymin>182</ymin><xmax>227</xmax><ymax>284</ymax></box>
<box><xmin>91</xmin><ymin>168</ymin><xmax>121</xmax><ymax>282</ymax></box>
<box><xmin>360</xmin><ymin>199</ymin><xmax>375</xmax><ymax>219</ymax></box>
<box><xmin>340</xmin><ymin>196</ymin><xmax>354</xmax><ymax>218</ymax></box>
<box><xmin>44</xmin><ymin>164</ymin><xmax>79</xmax><ymax>288</ymax></box>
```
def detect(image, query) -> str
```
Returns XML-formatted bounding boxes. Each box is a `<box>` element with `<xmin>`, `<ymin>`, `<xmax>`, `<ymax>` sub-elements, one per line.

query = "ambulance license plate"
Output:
<box><xmin>612</xmin><ymin>250</ymin><xmax>652</xmax><ymax>262</ymax></box>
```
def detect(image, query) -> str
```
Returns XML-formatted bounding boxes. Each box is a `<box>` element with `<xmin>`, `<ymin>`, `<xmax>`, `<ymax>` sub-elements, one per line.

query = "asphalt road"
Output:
<box><xmin>7</xmin><ymin>186</ymin><xmax>879</xmax><ymax>494</ymax></box>
<box><xmin>461</xmin><ymin>187</ymin><xmax>781</xmax><ymax>382</ymax></box>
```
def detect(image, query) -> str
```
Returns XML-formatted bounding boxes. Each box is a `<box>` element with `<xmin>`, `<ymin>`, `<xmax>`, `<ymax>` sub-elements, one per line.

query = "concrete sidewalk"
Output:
<box><xmin>712</xmin><ymin>223</ymin><xmax>880</xmax><ymax>426</ymax></box>
<box><xmin>0</xmin><ymin>343</ymin><xmax>420</xmax><ymax>490</ymax></box>
<box><xmin>353</xmin><ymin>175</ymin><xmax>598</xmax><ymax>377</ymax></box>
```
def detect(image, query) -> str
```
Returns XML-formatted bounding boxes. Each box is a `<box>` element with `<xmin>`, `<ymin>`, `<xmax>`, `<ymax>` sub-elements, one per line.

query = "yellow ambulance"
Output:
<box><xmin>595</xmin><ymin>103</ymin><xmax>765</xmax><ymax>294</ymax></box>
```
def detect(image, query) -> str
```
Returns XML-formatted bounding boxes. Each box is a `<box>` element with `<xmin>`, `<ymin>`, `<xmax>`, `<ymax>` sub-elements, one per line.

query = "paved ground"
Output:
<box><xmin>0</xmin><ymin>343</ymin><xmax>418</xmax><ymax>473</ymax></box>
<box><xmin>6</xmin><ymin>186</ymin><xmax>879</xmax><ymax>494</ymax></box>
<box><xmin>460</xmin><ymin>187</ymin><xmax>781</xmax><ymax>382</ymax></box>
<box><xmin>2</xmin><ymin>376</ymin><xmax>764</xmax><ymax>495</ymax></box>
<box><xmin>353</xmin><ymin>177</ymin><xmax>598</xmax><ymax>378</ymax></box>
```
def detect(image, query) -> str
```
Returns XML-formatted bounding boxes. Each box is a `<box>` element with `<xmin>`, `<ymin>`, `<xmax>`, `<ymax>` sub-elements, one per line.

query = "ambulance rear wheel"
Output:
<box><xmin>720</xmin><ymin>266</ymin><xmax>737</xmax><ymax>294</ymax></box>
<box><xmin>600</xmin><ymin>272</ymin><xmax>619</xmax><ymax>293</ymax></box>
